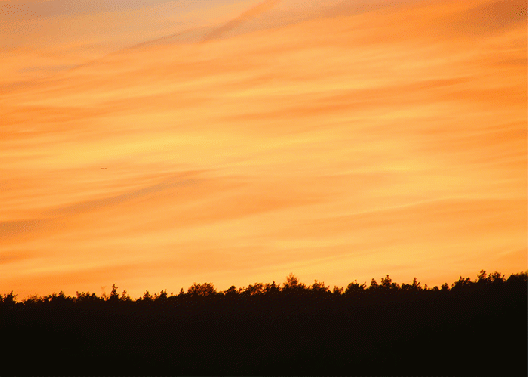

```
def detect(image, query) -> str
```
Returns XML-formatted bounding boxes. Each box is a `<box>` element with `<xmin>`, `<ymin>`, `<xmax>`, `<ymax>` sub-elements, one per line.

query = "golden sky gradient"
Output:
<box><xmin>1</xmin><ymin>0</ymin><xmax>526</xmax><ymax>298</ymax></box>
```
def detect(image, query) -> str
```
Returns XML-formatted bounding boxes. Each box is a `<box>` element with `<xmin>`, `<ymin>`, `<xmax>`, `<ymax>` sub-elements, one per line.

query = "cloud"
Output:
<box><xmin>0</xmin><ymin>250</ymin><xmax>32</xmax><ymax>266</ymax></box>
<box><xmin>202</xmin><ymin>0</ymin><xmax>281</xmax><ymax>42</ymax></box>
<box><xmin>447</xmin><ymin>0</ymin><xmax>527</xmax><ymax>36</ymax></box>
<box><xmin>46</xmin><ymin>174</ymin><xmax>199</xmax><ymax>216</ymax></box>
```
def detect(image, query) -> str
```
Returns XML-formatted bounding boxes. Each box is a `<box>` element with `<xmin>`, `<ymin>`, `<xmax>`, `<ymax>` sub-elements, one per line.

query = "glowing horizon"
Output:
<box><xmin>1</xmin><ymin>0</ymin><xmax>526</xmax><ymax>299</ymax></box>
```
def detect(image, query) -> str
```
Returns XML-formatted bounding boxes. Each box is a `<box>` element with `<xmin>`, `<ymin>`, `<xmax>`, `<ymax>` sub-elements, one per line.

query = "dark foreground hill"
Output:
<box><xmin>2</xmin><ymin>271</ymin><xmax>526</xmax><ymax>376</ymax></box>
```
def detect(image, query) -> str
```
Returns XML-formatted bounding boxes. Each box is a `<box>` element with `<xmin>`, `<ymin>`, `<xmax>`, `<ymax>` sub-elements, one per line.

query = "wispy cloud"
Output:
<box><xmin>202</xmin><ymin>0</ymin><xmax>281</xmax><ymax>42</ymax></box>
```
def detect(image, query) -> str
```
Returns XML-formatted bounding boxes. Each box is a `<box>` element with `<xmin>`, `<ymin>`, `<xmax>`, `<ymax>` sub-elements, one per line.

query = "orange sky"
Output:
<box><xmin>1</xmin><ymin>0</ymin><xmax>526</xmax><ymax>299</ymax></box>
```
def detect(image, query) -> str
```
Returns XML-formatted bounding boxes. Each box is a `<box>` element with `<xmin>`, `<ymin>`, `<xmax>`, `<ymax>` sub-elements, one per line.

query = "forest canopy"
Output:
<box><xmin>2</xmin><ymin>269</ymin><xmax>525</xmax><ymax>305</ymax></box>
<box><xmin>1</xmin><ymin>270</ymin><xmax>526</xmax><ymax>376</ymax></box>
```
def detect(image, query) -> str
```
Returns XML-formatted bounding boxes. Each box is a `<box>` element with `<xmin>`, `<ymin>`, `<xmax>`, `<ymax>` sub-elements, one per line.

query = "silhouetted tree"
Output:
<box><xmin>187</xmin><ymin>282</ymin><xmax>216</xmax><ymax>297</ymax></box>
<box><xmin>332</xmin><ymin>285</ymin><xmax>343</xmax><ymax>295</ymax></box>
<box><xmin>154</xmin><ymin>290</ymin><xmax>168</xmax><ymax>302</ymax></box>
<box><xmin>476</xmin><ymin>269</ymin><xmax>488</xmax><ymax>283</ymax></box>
<box><xmin>506</xmin><ymin>270</ymin><xmax>528</xmax><ymax>287</ymax></box>
<box><xmin>380</xmin><ymin>275</ymin><xmax>400</xmax><ymax>291</ymax></box>
<box><xmin>243</xmin><ymin>283</ymin><xmax>265</xmax><ymax>296</ymax></box>
<box><xmin>345</xmin><ymin>280</ymin><xmax>366</xmax><ymax>295</ymax></box>
<box><xmin>264</xmin><ymin>281</ymin><xmax>280</xmax><ymax>295</ymax></box>
<box><xmin>283</xmin><ymin>273</ymin><xmax>299</xmax><ymax>289</ymax></box>
<box><xmin>108</xmin><ymin>284</ymin><xmax>119</xmax><ymax>303</ymax></box>
<box><xmin>369</xmin><ymin>278</ymin><xmax>378</xmax><ymax>290</ymax></box>
<box><xmin>311</xmin><ymin>280</ymin><xmax>331</xmax><ymax>294</ymax></box>
<box><xmin>451</xmin><ymin>276</ymin><xmax>473</xmax><ymax>291</ymax></box>
<box><xmin>141</xmin><ymin>290</ymin><xmax>153</xmax><ymax>302</ymax></box>
<box><xmin>0</xmin><ymin>291</ymin><xmax>17</xmax><ymax>307</ymax></box>
<box><xmin>224</xmin><ymin>285</ymin><xmax>238</xmax><ymax>298</ymax></box>
<box><xmin>402</xmin><ymin>279</ymin><xmax>420</xmax><ymax>291</ymax></box>
<box><xmin>120</xmin><ymin>290</ymin><xmax>132</xmax><ymax>302</ymax></box>
<box><xmin>489</xmin><ymin>271</ymin><xmax>505</xmax><ymax>284</ymax></box>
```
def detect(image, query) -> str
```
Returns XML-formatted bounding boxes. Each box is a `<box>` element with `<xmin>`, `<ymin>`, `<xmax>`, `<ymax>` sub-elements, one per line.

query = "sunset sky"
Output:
<box><xmin>1</xmin><ymin>0</ymin><xmax>526</xmax><ymax>299</ymax></box>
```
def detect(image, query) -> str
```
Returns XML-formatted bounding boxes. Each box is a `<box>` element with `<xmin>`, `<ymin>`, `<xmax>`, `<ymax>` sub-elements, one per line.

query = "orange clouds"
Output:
<box><xmin>0</xmin><ymin>0</ymin><xmax>526</xmax><ymax>299</ymax></box>
<box><xmin>202</xmin><ymin>0</ymin><xmax>281</xmax><ymax>42</ymax></box>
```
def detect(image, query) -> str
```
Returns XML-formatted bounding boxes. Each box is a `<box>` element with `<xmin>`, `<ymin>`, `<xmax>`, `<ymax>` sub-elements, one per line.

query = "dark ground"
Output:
<box><xmin>2</xmin><ymin>271</ymin><xmax>526</xmax><ymax>376</ymax></box>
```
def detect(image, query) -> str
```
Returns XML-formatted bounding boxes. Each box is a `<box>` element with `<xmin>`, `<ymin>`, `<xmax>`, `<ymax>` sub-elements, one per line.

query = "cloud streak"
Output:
<box><xmin>202</xmin><ymin>0</ymin><xmax>281</xmax><ymax>42</ymax></box>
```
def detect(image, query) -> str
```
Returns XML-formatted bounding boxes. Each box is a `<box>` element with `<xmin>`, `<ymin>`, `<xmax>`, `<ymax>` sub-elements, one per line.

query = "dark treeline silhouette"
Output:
<box><xmin>2</xmin><ymin>270</ymin><xmax>526</xmax><ymax>376</ymax></box>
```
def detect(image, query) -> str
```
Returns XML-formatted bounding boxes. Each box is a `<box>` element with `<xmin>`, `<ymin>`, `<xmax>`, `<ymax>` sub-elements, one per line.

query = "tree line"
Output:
<box><xmin>1</xmin><ymin>270</ymin><xmax>526</xmax><ymax>376</ymax></box>
<box><xmin>2</xmin><ymin>269</ymin><xmax>523</xmax><ymax>306</ymax></box>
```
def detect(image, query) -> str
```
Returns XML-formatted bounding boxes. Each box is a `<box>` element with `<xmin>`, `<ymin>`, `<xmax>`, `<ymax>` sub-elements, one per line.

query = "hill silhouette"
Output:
<box><xmin>1</xmin><ymin>270</ymin><xmax>526</xmax><ymax>376</ymax></box>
